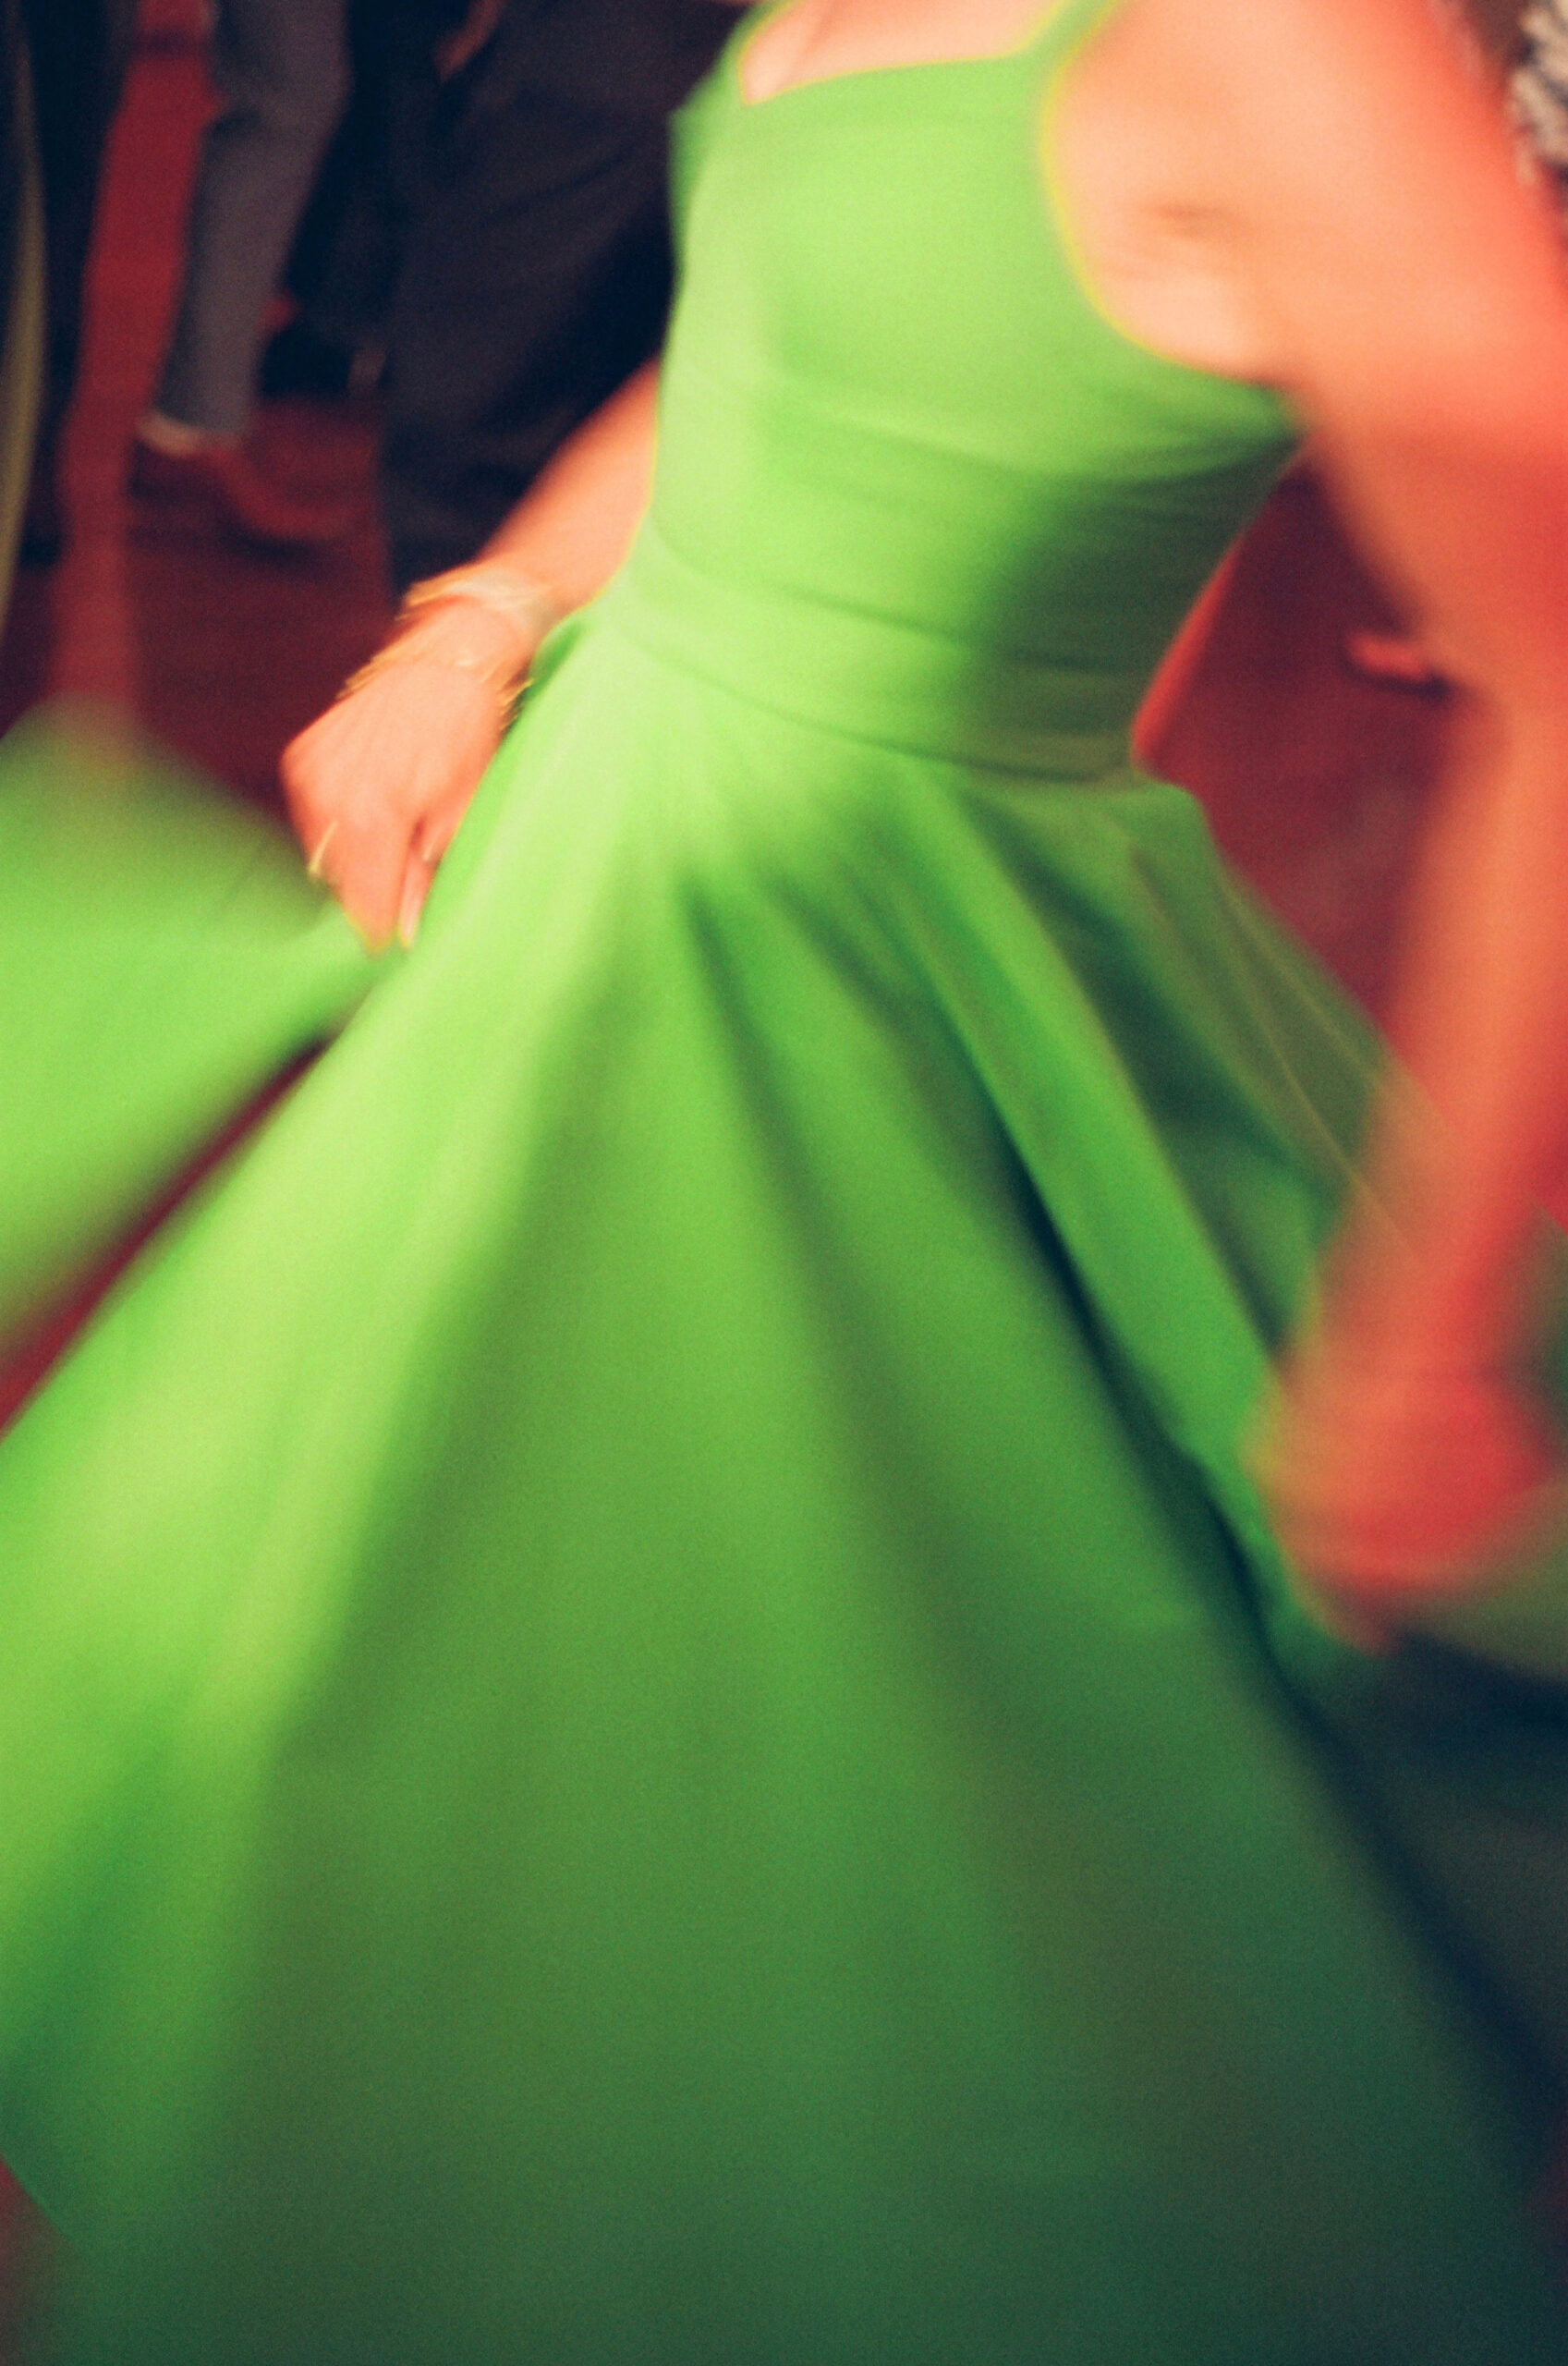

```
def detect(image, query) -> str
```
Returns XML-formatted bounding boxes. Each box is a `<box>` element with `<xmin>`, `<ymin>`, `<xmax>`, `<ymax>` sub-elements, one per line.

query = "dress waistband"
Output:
<box><xmin>610</xmin><ymin>526</ymin><xmax>1139</xmax><ymax>779</ymax></box>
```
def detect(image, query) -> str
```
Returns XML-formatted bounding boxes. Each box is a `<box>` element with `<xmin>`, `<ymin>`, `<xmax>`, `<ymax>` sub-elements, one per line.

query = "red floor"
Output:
<box><xmin>0</xmin><ymin>6</ymin><xmax>1456</xmax><ymax>2340</ymax></box>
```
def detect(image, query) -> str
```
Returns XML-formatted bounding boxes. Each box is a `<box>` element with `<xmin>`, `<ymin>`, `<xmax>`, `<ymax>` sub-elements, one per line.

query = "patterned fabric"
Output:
<box><xmin>1515</xmin><ymin>0</ymin><xmax>1568</xmax><ymax>218</ymax></box>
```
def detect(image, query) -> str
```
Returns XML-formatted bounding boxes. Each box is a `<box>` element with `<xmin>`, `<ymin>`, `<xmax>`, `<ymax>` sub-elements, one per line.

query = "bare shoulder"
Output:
<box><xmin>1050</xmin><ymin>0</ymin><xmax>1551</xmax><ymax>393</ymax></box>
<box><xmin>1050</xmin><ymin>0</ymin><xmax>1568</xmax><ymax>749</ymax></box>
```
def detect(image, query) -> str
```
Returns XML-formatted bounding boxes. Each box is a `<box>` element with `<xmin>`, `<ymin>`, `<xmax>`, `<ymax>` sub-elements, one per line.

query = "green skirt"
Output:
<box><xmin>0</xmin><ymin>622</ymin><xmax>1564</xmax><ymax>2362</ymax></box>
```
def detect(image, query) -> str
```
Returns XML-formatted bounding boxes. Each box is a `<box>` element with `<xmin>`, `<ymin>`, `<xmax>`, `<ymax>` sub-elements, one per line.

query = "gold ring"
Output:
<box><xmin>306</xmin><ymin>820</ymin><xmax>338</xmax><ymax>882</ymax></box>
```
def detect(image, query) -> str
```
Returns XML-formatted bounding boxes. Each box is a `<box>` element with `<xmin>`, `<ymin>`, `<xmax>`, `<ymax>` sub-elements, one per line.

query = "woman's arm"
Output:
<box><xmin>281</xmin><ymin>359</ymin><xmax>661</xmax><ymax>949</ymax></box>
<box><xmin>1061</xmin><ymin>0</ymin><xmax>1568</xmax><ymax>1604</ymax></box>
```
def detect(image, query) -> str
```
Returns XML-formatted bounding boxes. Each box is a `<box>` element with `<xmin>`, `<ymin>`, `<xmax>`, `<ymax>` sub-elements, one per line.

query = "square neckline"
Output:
<box><xmin>715</xmin><ymin>0</ymin><xmax>1295</xmax><ymax>425</ymax></box>
<box><xmin>733</xmin><ymin>0</ymin><xmax>1083</xmax><ymax>112</ymax></box>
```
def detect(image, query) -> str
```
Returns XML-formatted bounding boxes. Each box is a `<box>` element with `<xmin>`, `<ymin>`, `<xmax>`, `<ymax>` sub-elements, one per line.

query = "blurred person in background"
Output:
<box><xmin>0</xmin><ymin>0</ymin><xmax>42</xmax><ymax>607</ymax></box>
<box><xmin>127</xmin><ymin>0</ymin><xmax>355</xmax><ymax>550</ymax></box>
<box><xmin>257</xmin><ymin>0</ymin><xmax>416</xmax><ymax>403</ymax></box>
<box><xmin>14</xmin><ymin>0</ymin><xmax>136</xmax><ymax>567</ymax></box>
<box><xmin>257</xmin><ymin>0</ymin><xmax>736</xmax><ymax>589</ymax></box>
<box><xmin>376</xmin><ymin>0</ymin><xmax>736</xmax><ymax>589</ymax></box>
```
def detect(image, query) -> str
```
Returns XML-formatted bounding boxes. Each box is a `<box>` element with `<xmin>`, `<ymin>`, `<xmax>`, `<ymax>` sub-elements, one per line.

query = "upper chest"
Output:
<box><xmin>731</xmin><ymin>0</ymin><xmax>1277</xmax><ymax>389</ymax></box>
<box><xmin>737</xmin><ymin>0</ymin><xmax>1070</xmax><ymax>103</ymax></box>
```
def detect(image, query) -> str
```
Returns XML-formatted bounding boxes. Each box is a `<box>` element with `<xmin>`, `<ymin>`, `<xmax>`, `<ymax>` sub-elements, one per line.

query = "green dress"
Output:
<box><xmin>2</xmin><ymin>4</ymin><xmax>1567</xmax><ymax>2357</ymax></box>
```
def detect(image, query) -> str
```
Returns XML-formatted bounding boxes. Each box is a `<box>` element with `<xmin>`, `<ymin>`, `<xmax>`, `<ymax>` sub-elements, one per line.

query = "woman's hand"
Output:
<box><xmin>280</xmin><ymin>601</ymin><xmax>532</xmax><ymax>949</ymax></box>
<box><xmin>1257</xmin><ymin>1331</ymin><xmax>1562</xmax><ymax>1645</ymax></box>
<box><xmin>281</xmin><ymin>359</ymin><xmax>661</xmax><ymax>946</ymax></box>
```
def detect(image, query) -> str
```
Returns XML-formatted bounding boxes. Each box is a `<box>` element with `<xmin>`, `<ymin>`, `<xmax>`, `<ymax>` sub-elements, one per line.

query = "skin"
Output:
<box><xmin>1058</xmin><ymin>4</ymin><xmax>1568</xmax><ymax>1608</ymax></box>
<box><xmin>281</xmin><ymin>0</ymin><xmax>1568</xmax><ymax>1608</ymax></box>
<box><xmin>286</xmin><ymin>361</ymin><xmax>664</xmax><ymax>948</ymax></box>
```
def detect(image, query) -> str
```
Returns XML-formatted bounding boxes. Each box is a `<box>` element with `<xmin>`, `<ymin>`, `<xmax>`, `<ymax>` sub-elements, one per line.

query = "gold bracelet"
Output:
<box><xmin>336</xmin><ymin>622</ymin><xmax>541</xmax><ymax>720</ymax></box>
<box><xmin>400</xmin><ymin>560</ymin><xmax>566</xmax><ymax>649</ymax></box>
<box><xmin>335</xmin><ymin>561</ymin><xmax>565</xmax><ymax>718</ymax></box>
<box><xmin>336</xmin><ymin>636</ymin><xmax>516</xmax><ymax>698</ymax></box>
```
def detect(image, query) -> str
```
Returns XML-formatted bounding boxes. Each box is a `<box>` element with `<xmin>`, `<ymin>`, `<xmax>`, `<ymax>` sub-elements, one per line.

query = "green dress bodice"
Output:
<box><xmin>629</xmin><ymin>0</ymin><xmax>1294</xmax><ymax>773</ymax></box>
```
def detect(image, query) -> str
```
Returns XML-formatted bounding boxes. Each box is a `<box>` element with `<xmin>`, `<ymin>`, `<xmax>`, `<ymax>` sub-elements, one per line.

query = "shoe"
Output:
<box><xmin>128</xmin><ymin>434</ymin><xmax>353</xmax><ymax>551</ymax></box>
<box><xmin>18</xmin><ymin>437</ymin><xmax>65</xmax><ymax>567</ymax></box>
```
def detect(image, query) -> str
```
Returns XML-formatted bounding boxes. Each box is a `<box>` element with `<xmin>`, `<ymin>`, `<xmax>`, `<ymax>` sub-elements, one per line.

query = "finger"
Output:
<box><xmin>334</xmin><ymin>817</ymin><xmax>414</xmax><ymax>951</ymax></box>
<box><xmin>278</xmin><ymin>721</ymin><xmax>341</xmax><ymax>857</ymax></box>
<box><xmin>305</xmin><ymin>818</ymin><xmax>340</xmax><ymax>884</ymax></box>
<box><xmin>412</xmin><ymin>807</ymin><xmax>459</xmax><ymax>868</ymax></box>
<box><xmin>399</xmin><ymin>798</ymin><xmax>471</xmax><ymax>942</ymax></box>
<box><xmin>397</xmin><ymin>846</ymin><xmax>438</xmax><ymax>948</ymax></box>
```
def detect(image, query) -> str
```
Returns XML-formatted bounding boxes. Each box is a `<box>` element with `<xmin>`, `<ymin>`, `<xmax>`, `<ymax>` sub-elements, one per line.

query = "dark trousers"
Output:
<box><xmin>381</xmin><ymin>75</ymin><xmax>677</xmax><ymax>589</ymax></box>
<box><xmin>154</xmin><ymin>0</ymin><xmax>351</xmax><ymax>434</ymax></box>
<box><xmin>18</xmin><ymin>0</ymin><xmax>136</xmax><ymax>446</ymax></box>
